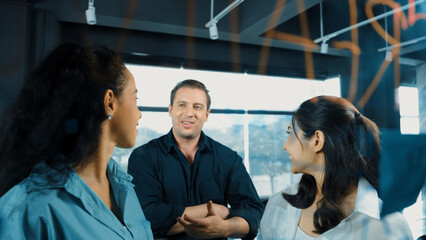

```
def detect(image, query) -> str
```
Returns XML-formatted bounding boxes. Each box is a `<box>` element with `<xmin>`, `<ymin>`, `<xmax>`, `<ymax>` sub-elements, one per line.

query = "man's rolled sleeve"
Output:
<box><xmin>142</xmin><ymin>202</ymin><xmax>185</xmax><ymax>236</ymax></box>
<box><xmin>226</xmin><ymin>153</ymin><xmax>264</xmax><ymax>239</ymax></box>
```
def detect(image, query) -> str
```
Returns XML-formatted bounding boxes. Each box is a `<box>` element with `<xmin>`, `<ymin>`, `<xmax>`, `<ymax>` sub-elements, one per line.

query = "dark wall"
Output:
<box><xmin>0</xmin><ymin>2</ymin><xmax>30</xmax><ymax>115</ymax></box>
<box><xmin>0</xmin><ymin>1</ymin><xmax>60</xmax><ymax>115</ymax></box>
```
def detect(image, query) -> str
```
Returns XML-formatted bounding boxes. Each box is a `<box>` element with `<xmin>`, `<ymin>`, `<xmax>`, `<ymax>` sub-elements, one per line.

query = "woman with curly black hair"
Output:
<box><xmin>258</xmin><ymin>96</ymin><xmax>412</xmax><ymax>240</ymax></box>
<box><xmin>0</xmin><ymin>43</ymin><xmax>153</xmax><ymax>239</ymax></box>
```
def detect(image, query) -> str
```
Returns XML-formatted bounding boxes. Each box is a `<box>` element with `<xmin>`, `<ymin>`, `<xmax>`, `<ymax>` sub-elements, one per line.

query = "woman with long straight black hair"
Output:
<box><xmin>258</xmin><ymin>95</ymin><xmax>412</xmax><ymax>240</ymax></box>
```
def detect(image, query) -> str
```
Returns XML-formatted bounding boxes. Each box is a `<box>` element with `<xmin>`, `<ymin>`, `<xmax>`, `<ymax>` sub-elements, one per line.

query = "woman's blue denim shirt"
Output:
<box><xmin>0</xmin><ymin>158</ymin><xmax>154</xmax><ymax>240</ymax></box>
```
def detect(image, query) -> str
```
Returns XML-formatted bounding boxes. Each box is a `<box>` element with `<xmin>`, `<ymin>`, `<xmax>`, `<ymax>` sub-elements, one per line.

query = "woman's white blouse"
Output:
<box><xmin>295</xmin><ymin>226</ymin><xmax>316</xmax><ymax>240</ymax></box>
<box><xmin>258</xmin><ymin>178</ymin><xmax>413</xmax><ymax>240</ymax></box>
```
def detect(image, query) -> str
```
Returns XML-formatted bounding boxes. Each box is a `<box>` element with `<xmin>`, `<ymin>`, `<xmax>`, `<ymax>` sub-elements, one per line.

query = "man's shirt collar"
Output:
<box><xmin>164</xmin><ymin>129</ymin><xmax>213</xmax><ymax>153</ymax></box>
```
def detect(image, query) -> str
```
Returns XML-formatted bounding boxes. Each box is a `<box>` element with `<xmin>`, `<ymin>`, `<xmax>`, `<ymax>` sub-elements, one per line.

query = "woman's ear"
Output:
<box><xmin>104</xmin><ymin>89</ymin><xmax>116</xmax><ymax>115</ymax></box>
<box><xmin>312</xmin><ymin>130</ymin><xmax>325</xmax><ymax>153</ymax></box>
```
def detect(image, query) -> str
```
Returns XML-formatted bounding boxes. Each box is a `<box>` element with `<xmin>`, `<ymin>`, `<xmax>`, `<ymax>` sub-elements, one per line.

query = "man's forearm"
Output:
<box><xmin>165</xmin><ymin>222</ymin><xmax>184</xmax><ymax>236</ymax></box>
<box><xmin>224</xmin><ymin>216</ymin><xmax>250</xmax><ymax>238</ymax></box>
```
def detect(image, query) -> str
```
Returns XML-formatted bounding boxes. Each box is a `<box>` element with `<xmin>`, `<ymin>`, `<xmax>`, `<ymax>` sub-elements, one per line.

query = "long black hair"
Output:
<box><xmin>0</xmin><ymin>42</ymin><xmax>127</xmax><ymax>197</ymax></box>
<box><xmin>282</xmin><ymin>95</ymin><xmax>380</xmax><ymax>234</ymax></box>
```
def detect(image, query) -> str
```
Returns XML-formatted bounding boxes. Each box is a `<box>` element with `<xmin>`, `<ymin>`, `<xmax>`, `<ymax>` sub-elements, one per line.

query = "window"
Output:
<box><xmin>398</xmin><ymin>86</ymin><xmax>423</xmax><ymax>239</ymax></box>
<box><xmin>404</xmin><ymin>192</ymin><xmax>424</xmax><ymax>239</ymax></box>
<box><xmin>112</xmin><ymin>112</ymin><xmax>169</xmax><ymax>168</ymax></box>
<box><xmin>248</xmin><ymin>114</ymin><xmax>294</xmax><ymax>197</ymax></box>
<box><xmin>398</xmin><ymin>86</ymin><xmax>420</xmax><ymax>135</ymax></box>
<box><xmin>113</xmin><ymin>64</ymin><xmax>340</xmax><ymax>198</ymax></box>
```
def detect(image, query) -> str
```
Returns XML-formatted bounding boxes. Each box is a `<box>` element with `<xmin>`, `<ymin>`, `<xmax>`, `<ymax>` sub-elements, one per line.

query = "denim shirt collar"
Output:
<box><xmin>26</xmin><ymin>156</ymin><xmax>72</xmax><ymax>191</ymax></box>
<box><xmin>26</xmin><ymin>157</ymin><xmax>134</xmax><ymax>219</ymax></box>
<box><xmin>27</xmin><ymin>157</ymin><xmax>133</xmax><ymax>191</ymax></box>
<box><xmin>164</xmin><ymin>128</ymin><xmax>213</xmax><ymax>153</ymax></box>
<box><xmin>22</xmin><ymin>157</ymin><xmax>143</xmax><ymax>239</ymax></box>
<box><xmin>106</xmin><ymin>158</ymin><xmax>133</xmax><ymax>183</ymax></box>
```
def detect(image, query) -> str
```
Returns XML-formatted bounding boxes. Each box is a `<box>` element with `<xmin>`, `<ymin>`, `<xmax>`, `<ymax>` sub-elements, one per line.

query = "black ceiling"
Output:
<box><xmin>3</xmin><ymin>0</ymin><xmax>424</xmax><ymax>81</ymax></box>
<box><xmin>28</xmin><ymin>0</ymin><xmax>425</xmax><ymax>56</ymax></box>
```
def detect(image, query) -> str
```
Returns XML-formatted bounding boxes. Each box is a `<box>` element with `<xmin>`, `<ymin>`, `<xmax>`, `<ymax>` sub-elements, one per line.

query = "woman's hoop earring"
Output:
<box><xmin>108</xmin><ymin>114</ymin><xmax>113</xmax><ymax>120</ymax></box>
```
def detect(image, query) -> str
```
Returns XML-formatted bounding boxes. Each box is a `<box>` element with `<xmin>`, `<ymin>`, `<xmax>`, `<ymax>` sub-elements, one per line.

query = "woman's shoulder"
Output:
<box><xmin>0</xmin><ymin>179</ymin><xmax>29</xmax><ymax>212</ymax></box>
<box><xmin>0</xmin><ymin>179</ymin><xmax>61</xmax><ymax>231</ymax></box>
<box><xmin>259</xmin><ymin>185</ymin><xmax>301</xmax><ymax>240</ymax></box>
<box><xmin>266</xmin><ymin>184</ymin><xmax>298</xmax><ymax>206</ymax></box>
<box><xmin>0</xmin><ymin>179</ymin><xmax>77</xmax><ymax>239</ymax></box>
<box><xmin>262</xmin><ymin>184</ymin><xmax>299</xmax><ymax>222</ymax></box>
<box><xmin>380</xmin><ymin>211</ymin><xmax>413</xmax><ymax>237</ymax></box>
<box><xmin>1</xmin><ymin>178</ymin><xmax>63</xmax><ymax>212</ymax></box>
<box><xmin>0</xmin><ymin>161</ymin><xmax>75</xmax><ymax>215</ymax></box>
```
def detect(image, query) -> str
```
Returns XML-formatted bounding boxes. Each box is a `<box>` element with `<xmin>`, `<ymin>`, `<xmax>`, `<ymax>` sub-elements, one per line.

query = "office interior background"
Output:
<box><xmin>0</xmin><ymin>0</ymin><xmax>425</xmax><ymax>239</ymax></box>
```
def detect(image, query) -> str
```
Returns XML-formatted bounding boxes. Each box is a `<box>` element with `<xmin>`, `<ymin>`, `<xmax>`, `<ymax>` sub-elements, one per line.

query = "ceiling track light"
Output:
<box><xmin>320</xmin><ymin>41</ymin><xmax>329</xmax><ymax>54</ymax></box>
<box><xmin>209</xmin><ymin>22</ymin><xmax>219</xmax><ymax>40</ymax></box>
<box><xmin>318</xmin><ymin>1</ymin><xmax>328</xmax><ymax>54</ymax></box>
<box><xmin>85</xmin><ymin>0</ymin><xmax>97</xmax><ymax>25</ymax></box>
<box><xmin>205</xmin><ymin>0</ymin><xmax>244</xmax><ymax>40</ymax></box>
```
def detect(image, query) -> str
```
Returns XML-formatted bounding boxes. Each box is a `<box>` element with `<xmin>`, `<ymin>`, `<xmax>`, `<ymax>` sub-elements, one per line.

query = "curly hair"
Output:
<box><xmin>0</xmin><ymin>43</ymin><xmax>127</xmax><ymax>196</ymax></box>
<box><xmin>282</xmin><ymin>95</ymin><xmax>380</xmax><ymax>234</ymax></box>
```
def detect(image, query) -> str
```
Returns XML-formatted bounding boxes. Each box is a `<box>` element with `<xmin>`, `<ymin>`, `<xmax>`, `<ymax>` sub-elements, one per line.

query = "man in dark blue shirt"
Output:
<box><xmin>128</xmin><ymin>79</ymin><xmax>264</xmax><ymax>240</ymax></box>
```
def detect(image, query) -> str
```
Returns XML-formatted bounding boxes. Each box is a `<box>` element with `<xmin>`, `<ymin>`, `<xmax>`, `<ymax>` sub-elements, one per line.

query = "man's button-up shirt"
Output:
<box><xmin>128</xmin><ymin>130</ymin><xmax>264</xmax><ymax>240</ymax></box>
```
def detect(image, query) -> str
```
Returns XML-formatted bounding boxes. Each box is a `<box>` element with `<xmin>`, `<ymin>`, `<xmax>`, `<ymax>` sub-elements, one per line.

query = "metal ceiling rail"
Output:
<box><xmin>314</xmin><ymin>0</ymin><xmax>425</xmax><ymax>44</ymax></box>
<box><xmin>205</xmin><ymin>0</ymin><xmax>244</xmax><ymax>28</ymax></box>
<box><xmin>377</xmin><ymin>35</ymin><xmax>426</xmax><ymax>52</ymax></box>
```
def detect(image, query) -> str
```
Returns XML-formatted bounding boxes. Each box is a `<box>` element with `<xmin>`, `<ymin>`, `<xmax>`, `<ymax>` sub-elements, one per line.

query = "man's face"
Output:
<box><xmin>169</xmin><ymin>87</ymin><xmax>210</xmax><ymax>141</ymax></box>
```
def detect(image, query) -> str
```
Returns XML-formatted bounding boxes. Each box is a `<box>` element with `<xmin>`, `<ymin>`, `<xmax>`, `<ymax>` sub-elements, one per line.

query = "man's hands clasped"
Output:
<box><xmin>177</xmin><ymin>200</ymin><xmax>230</xmax><ymax>239</ymax></box>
